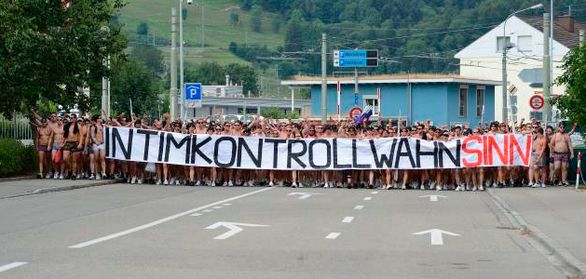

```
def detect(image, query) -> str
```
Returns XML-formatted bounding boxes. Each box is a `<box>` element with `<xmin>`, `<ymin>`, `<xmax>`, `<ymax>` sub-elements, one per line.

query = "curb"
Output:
<box><xmin>487</xmin><ymin>189</ymin><xmax>586</xmax><ymax>279</ymax></box>
<box><xmin>0</xmin><ymin>180</ymin><xmax>119</xmax><ymax>199</ymax></box>
<box><xmin>0</xmin><ymin>175</ymin><xmax>37</xmax><ymax>183</ymax></box>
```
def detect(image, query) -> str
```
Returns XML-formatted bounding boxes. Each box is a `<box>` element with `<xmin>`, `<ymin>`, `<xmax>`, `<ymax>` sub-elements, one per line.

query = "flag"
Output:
<box><xmin>354</xmin><ymin>106</ymin><xmax>373</xmax><ymax>126</ymax></box>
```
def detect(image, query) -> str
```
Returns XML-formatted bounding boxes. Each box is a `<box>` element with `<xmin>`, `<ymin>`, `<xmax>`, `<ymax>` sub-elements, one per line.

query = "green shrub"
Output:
<box><xmin>0</xmin><ymin>138</ymin><xmax>38</xmax><ymax>177</ymax></box>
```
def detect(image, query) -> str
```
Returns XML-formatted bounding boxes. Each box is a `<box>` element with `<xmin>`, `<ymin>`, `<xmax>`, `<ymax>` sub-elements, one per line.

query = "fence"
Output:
<box><xmin>0</xmin><ymin>114</ymin><xmax>33</xmax><ymax>141</ymax></box>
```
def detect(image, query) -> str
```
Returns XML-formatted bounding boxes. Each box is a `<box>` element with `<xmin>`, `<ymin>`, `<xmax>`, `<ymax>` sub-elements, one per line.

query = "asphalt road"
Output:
<box><xmin>0</xmin><ymin>183</ymin><xmax>583</xmax><ymax>278</ymax></box>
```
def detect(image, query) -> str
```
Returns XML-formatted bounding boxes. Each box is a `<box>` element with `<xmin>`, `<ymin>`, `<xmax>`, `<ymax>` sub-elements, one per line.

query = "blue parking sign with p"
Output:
<box><xmin>184</xmin><ymin>83</ymin><xmax>202</xmax><ymax>100</ymax></box>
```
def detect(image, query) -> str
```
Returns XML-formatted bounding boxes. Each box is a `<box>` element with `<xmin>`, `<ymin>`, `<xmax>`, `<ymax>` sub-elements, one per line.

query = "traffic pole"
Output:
<box><xmin>576</xmin><ymin>152</ymin><xmax>582</xmax><ymax>190</ymax></box>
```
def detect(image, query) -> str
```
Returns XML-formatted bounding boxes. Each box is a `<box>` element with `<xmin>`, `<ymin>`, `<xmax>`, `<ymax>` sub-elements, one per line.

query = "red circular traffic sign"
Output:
<box><xmin>529</xmin><ymin>95</ymin><xmax>544</xmax><ymax>110</ymax></box>
<box><xmin>348</xmin><ymin>107</ymin><xmax>363</xmax><ymax>119</ymax></box>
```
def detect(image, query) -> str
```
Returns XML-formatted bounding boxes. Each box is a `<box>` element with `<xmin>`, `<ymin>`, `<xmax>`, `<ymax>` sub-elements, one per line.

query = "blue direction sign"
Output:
<box><xmin>184</xmin><ymin>83</ymin><xmax>202</xmax><ymax>100</ymax></box>
<box><xmin>334</xmin><ymin>50</ymin><xmax>378</xmax><ymax>68</ymax></box>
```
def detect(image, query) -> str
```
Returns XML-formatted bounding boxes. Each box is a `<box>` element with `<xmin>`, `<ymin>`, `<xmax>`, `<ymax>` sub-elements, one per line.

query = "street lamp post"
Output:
<box><xmin>179</xmin><ymin>0</ymin><xmax>185</xmax><ymax>120</ymax></box>
<box><xmin>502</xmin><ymin>3</ymin><xmax>543</xmax><ymax>123</ymax></box>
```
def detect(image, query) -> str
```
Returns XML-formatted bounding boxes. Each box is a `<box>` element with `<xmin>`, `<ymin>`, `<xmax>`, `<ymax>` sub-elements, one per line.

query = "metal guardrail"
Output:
<box><xmin>0</xmin><ymin>114</ymin><xmax>33</xmax><ymax>140</ymax></box>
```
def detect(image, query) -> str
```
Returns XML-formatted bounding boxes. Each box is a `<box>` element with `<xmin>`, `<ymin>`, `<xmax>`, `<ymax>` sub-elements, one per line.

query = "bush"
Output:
<box><xmin>0</xmin><ymin>138</ymin><xmax>38</xmax><ymax>177</ymax></box>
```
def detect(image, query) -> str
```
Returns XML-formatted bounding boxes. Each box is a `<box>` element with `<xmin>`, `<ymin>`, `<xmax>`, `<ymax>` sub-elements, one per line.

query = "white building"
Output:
<box><xmin>455</xmin><ymin>15</ymin><xmax>585</xmax><ymax>123</ymax></box>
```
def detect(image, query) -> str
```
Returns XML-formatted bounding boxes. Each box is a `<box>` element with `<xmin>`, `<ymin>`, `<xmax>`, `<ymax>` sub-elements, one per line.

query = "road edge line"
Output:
<box><xmin>486</xmin><ymin>189</ymin><xmax>586</xmax><ymax>279</ymax></box>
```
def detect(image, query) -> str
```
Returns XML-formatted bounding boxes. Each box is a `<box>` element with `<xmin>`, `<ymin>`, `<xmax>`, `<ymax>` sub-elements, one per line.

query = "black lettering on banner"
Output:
<box><xmin>105</xmin><ymin>126</ymin><xmax>110</xmax><ymax>157</ymax></box>
<box><xmin>190</xmin><ymin>135</ymin><xmax>212</xmax><ymax>164</ymax></box>
<box><xmin>164</xmin><ymin>133</ymin><xmax>192</xmax><ymax>163</ymax></box>
<box><xmin>287</xmin><ymin>139</ymin><xmax>307</xmax><ymax>169</ymax></box>
<box><xmin>370</xmin><ymin>139</ymin><xmax>393</xmax><ymax>168</ymax></box>
<box><xmin>308</xmin><ymin>139</ymin><xmax>331</xmax><ymax>169</ymax></box>
<box><xmin>157</xmin><ymin>132</ymin><xmax>165</xmax><ymax>161</ymax></box>
<box><xmin>438</xmin><ymin>140</ymin><xmax>461</xmax><ymax>168</ymax></box>
<box><xmin>416</xmin><ymin>140</ymin><xmax>438</xmax><ymax>168</ymax></box>
<box><xmin>266</xmin><ymin>138</ymin><xmax>286</xmax><ymax>168</ymax></box>
<box><xmin>237</xmin><ymin>137</ymin><xmax>262</xmax><ymax>168</ymax></box>
<box><xmin>394</xmin><ymin>138</ymin><xmax>416</xmax><ymax>168</ymax></box>
<box><xmin>352</xmin><ymin>139</ymin><xmax>370</xmax><ymax>168</ymax></box>
<box><xmin>112</xmin><ymin>127</ymin><xmax>133</xmax><ymax>160</ymax></box>
<box><xmin>213</xmin><ymin>137</ymin><xmax>236</xmax><ymax>168</ymax></box>
<box><xmin>333</xmin><ymin>139</ymin><xmax>351</xmax><ymax>169</ymax></box>
<box><xmin>137</xmin><ymin>129</ymin><xmax>159</xmax><ymax>161</ymax></box>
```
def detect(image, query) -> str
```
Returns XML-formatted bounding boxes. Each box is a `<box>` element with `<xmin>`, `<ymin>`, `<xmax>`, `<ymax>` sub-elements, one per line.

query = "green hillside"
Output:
<box><xmin>119</xmin><ymin>0</ymin><xmax>284</xmax><ymax>65</ymax></box>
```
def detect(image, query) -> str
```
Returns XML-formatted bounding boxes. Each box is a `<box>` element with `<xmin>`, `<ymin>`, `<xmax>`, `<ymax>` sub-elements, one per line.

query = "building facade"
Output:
<box><xmin>455</xmin><ymin>15</ymin><xmax>585</xmax><ymax>122</ymax></box>
<box><xmin>282</xmin><ymin>74</ymin><xmax>499</xmax><ymax>127</ymax></box>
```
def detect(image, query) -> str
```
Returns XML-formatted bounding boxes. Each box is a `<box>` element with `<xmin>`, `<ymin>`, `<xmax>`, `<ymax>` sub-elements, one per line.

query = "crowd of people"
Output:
<box><xmin>31</xmin><ymin>110</ymin><xmax>578</xmax><ymax>191</ymax></box>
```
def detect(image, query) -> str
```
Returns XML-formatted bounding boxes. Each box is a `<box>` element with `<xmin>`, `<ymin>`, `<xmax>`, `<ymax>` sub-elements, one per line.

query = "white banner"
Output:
<box><xmin>105</xmin><ymin>127</ymin><xmax>532</xmax><ymax>170</ymax></box>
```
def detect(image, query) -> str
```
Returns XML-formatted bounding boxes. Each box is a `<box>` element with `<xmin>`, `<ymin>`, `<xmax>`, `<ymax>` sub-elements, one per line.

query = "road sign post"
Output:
<box><xmin>184</xmin><ymin>83</ymin><xmax>202</xmax><ymax>109</ymax></box>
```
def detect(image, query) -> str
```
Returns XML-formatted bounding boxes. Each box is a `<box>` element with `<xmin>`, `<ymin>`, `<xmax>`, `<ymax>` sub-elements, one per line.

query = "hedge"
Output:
<box><xmin>0</xmin><ymin>138</ymin><xmax>38</xmax><ymax>178</ymax></box>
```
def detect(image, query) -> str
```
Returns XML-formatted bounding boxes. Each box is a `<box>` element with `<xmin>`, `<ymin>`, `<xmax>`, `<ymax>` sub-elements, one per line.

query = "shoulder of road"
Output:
<box><xmin>0</xmin><ymin>178</ymin><xmax>119</xmax><ymax>199</ymax></box>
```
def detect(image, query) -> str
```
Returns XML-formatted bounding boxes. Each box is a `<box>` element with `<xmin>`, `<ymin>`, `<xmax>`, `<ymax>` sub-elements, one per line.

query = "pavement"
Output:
<box><xmin>0</xmin><ymin>181</ymin><xmax>584</xmax><ymax>278</ymax></box>
<box><xmin>0</xmin><ymin>178</ymin><xmax>118</xmax><ymax>199</ymax></box>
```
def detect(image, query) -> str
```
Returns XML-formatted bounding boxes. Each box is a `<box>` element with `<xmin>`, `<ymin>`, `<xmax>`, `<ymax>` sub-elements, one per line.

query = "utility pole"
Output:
<box><xmin>501</xmin><ymin>24</ymin><xmax>509</xmax><ymax>123</ymax></box>
<box><xmin>354</xmin><ymin>67</ymin><xmax>359</xmax><ymax>106</ymax></box>
<box><xmin>321</xmin><ymin>33</ymin><xmax>327</xmax><ymax>123</ymax></box>
<box><xmin>543</xmin><ymin>13</ymin><xmax>551</xmax><ymax>125</ymax></box>
<box><xmin>201</xmin><ymin>0</ymin><xmax>204</xmax><ymax>48</ymax></box>
<box><xmin>179</xmin><ymin>0</ymin><xmax>185</xmax><ymax>120</ymax></box>
<box><xmin>170</xmin><ymin>8</ymin><xmax>178</xmax><ymax>121</ymax></box>
<box><xmin>580</xmin><ymin>29</ymin><xmax>584</xmax><ymax>46</ymax></box>
<box><xmin>290</xmin><ymin>88</ymin><xmax>295</xmax><ymax>114</ymax></box>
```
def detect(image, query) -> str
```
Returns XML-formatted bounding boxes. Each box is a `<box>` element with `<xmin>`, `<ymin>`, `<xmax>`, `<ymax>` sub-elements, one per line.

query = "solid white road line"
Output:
<box><xmin>0</xmin><ymin>262</ymin><xmax>27</xmax><ymax>273</ymax></box>
<box><xmin>342</xmin><ymin>216</ymin><xmax>354</xmax><ymax>223</ymax></box>
<box><xmin>354</xmin><ymin>205</ymin><xmax>364</xmax><ymax>210</ymax></box>
<box><xmin>363</xmin><ymin>197</ymin><xmax>372</xmax><ymax>201</ymax></box>
<box><xmin>326</xmin><ymin>232</ymin><xmax>341</xmax><ymax>239</ymax></box>
<box><xmin>69</xmin><ymin>187</ymin><xmax>274</xmax><ymax>249</ymax></box>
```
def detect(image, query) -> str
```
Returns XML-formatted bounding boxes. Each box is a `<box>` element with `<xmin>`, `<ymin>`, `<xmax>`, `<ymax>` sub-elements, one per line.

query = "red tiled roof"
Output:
<box><xmin>519</xmin><ymin>16</ymin><xmax>586</xmax><ymax>49</ymax></box>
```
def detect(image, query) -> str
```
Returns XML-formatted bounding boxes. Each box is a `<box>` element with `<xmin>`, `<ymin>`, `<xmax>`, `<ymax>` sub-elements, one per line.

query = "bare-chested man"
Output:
<box><xmin>530</xmin><ymin>127</ymin><xmax>547</xmax><ymax>188</ymax></box>
<box><xmin>90</xmin><ymin>117</ymin><xmax>106</xmax><ymax>180</ymax></box>
<box><xmin>36</xmin><ymin>118</ymin><xmax>53</xmax><ymax>178</ymax></box>
<box><xmin>49</xmin><ymin>114</ymin><xmax>65</xmax><ymax>179</ymax></box>
<box><xmin>550</xmin><ymin>123</ymin><xmax>574</xmax><ymax>185</ymax></box>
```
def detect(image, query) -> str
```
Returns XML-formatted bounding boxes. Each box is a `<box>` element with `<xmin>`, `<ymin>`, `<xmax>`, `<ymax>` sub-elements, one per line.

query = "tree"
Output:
<box><xmin>110</xmin><ymin>57</ymin><xmax>161</xmax><ymax>117</ymax></box>
<box><xmin>182</xmin><ymin>8</ymin><xmax>188</xmax><ymax>21</ymax></box>
<box><xmin>261</xmin><ymin>107</ymin><xmax>285</xmax><ymax>119</ymax></box>
<box><xmin>137</xmin><ymin>22</ymin><xmax>149</xmax><ymax>36</ymax></box>
<box><xmin>271</xmin><ymin>17</ymin><xmax>281</xmax><ymax>33</ymax></box>
<box><xmin>554</xmin><ymin>44</ymin><xmax>586</xmax><ymax>126</ymax></box>
<box><xmin>0</xmin><ymin>0</ymin><xmax>127</xmax><ymax>117</ymax></box>
<box><xmin>229</xmin><ymin>10</ymin><xmax>240</xmax><ymax>26</ymax></box>
<box><xmin>250</xmin><ymin>5</ymin><xmax>263</xmax><ymax>32</ymax></box>
<box><xmin>131</xmin><ymin>44</ymin><xmax>165</xmax><ymax>77</ymax></box>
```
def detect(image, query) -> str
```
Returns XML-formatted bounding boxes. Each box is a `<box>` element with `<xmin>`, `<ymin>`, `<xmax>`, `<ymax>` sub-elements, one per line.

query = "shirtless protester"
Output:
<box><xmin>49</xmin><ymin>114</ymin><xmax>65</xmax><ymax>179</ymax></box>
<box><xmin>36</xmin><ymin>119</ymin><xmax>53</xmax><ymax>178</ymax></box>
<box><xmin>550</xmin><ymin>123</ymin><xmax>574</xmax><ymax>186</ymax></box>
<box><xmin>62</xmin><ymin>114</ymin><xmax>83</xmax><ymax>179</ymax></box>
<box><xmin>90</xmin><ymin>117</ymin><xmax>106</xmax><ymax>180</ymax></box>
<box><xmin>529</xmin><ymin>127</ymin><xmax>547</xmax><ymax>188</ymax></box>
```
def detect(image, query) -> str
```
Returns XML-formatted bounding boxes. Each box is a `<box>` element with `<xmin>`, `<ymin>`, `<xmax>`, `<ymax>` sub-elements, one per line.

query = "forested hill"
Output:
<box><xmin>238</xmin><ymin>0</ymin><xmax>584</xmax><ymax>75</ymax></box>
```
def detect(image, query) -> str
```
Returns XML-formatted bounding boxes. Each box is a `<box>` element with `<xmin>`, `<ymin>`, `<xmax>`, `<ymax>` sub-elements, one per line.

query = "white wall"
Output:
<box><xmin>456</xmin><ymin>16</ymin><xmax>571</xmax><ymax>122</ymax></box>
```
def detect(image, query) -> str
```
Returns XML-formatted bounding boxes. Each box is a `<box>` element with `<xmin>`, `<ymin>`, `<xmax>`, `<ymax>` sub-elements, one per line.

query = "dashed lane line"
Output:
<box><xmin>342</xmin><ymin>216</ymin><xmax>354</xmax><ymax>223</ymax></box>
<box><xmin>68</xmin><ymin>187</ymin><xmax>274</xmax><ymax>249</ymax></box>
<box><xmin>354</xmin><ymin>205</ymin><xmax>364</xmax><ymax>210</ymax></box>
<box><xmin>0</xmin><ymin>262</ymin><xmax>28</xmax><ymax>273</ymax></box>
<box><xmin>326</xmin><ymin>232</ymin><xmax>341</xmax><ymax>239</ymax></box>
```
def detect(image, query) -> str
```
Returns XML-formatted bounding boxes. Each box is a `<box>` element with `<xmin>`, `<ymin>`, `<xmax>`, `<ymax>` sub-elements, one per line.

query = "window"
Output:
<box><xmin>459</xmin><ymin>86</ymin><xmax>468</xmax><ymax>117</ymax></box>
<box><xmin>496</xmin><ymin>36</ymin><xmax>511</xmax><ymax>53</ymax></box>
<box><xmin>517</xmin><ymin>35</ymin><xmax>532</xmax><ymax>52</ymax></box>
<box><xmin>476</xmin><ymin>87</ymin><xmax>485</xmax><ymax>117</ymax></box>
<box><xmin>363</xmin><ymin>95</ymin><xmax>380</xmax><ymax>115</ymax></box>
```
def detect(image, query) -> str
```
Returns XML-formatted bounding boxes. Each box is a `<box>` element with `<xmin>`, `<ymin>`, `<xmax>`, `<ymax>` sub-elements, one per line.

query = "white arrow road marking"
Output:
<box><xmin>326</xmin><ymin>232</ymin><xmax>341</xmax><ymax>239</ymax></box>
<box><xmin>0</xmin><ymin>262</ymin><xmax>27</xmax><ymax>273</ymax></box>
<box><xmin>222</xmin><ymin>203</ymin><xmax>232</xmax><ymax>206</ymax></box>
<box><xmin>342</xmin><ymin>216</ymin><xmax>354</xmax><ymax>223</ymax></box>
<box><xmin>190</xmin><ymin>213</ymin><xmax>202</xmax><ymax>217</ymax></box>
<box><xmin>213</xmin><ymin>206</ymin><xmax>222</xmax><ymax>209</ymax></box>
<box><xmin>412</xmin><ymin>229</ymin><xmax>460</xmax><ymax>246</ymax></box>
<box><xmin>363</xmin><ymin>197</ymin><xmax>372</xmax><ymax>201</ymax></box>
<box><xmin>288</xmin><ymin>192</ymin><xmax>322</xmax><ymax>200</ymax></box>
<box><xmin>354</xmin><ymin>205</ymin><xmax>364</xmax><ymax>210</ymax></box>
<box><xmin>203</xmin><ymin>209</ymin><xmax>213</xmax><ymax>213</ymax></box>
<box><xmin>205</xmin><ymin>222</ymin><xmax>269</xmax><ymax>240</ymax></box>
<box><xmin>69</xmin><ymin>187</ymin><xmax>273</xmax><ymax>248</ymax></box>
<box><xmin>418</xmin><ymin>195</ymin><xmax>447</xmax><ymax>202</ymax></box>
